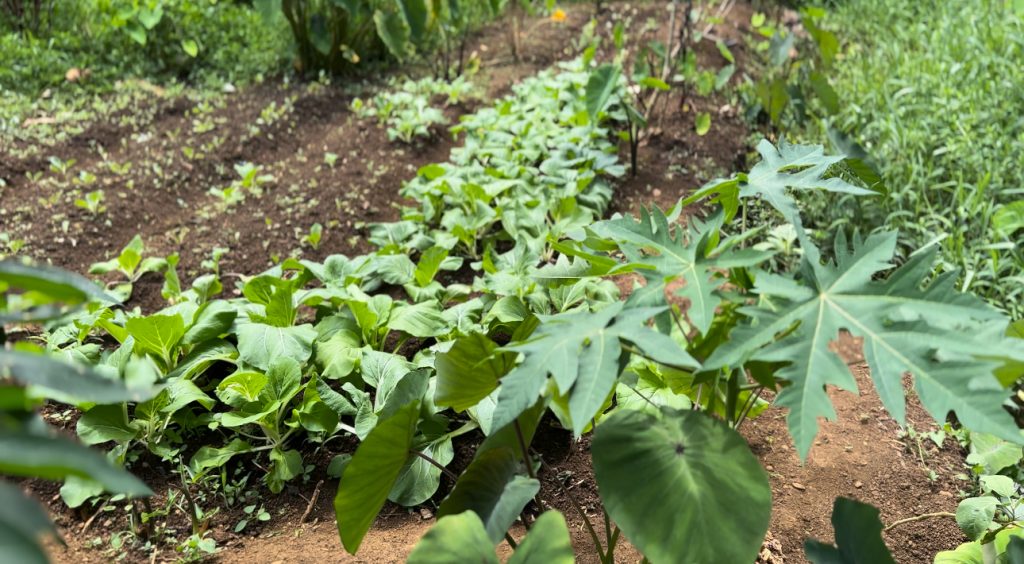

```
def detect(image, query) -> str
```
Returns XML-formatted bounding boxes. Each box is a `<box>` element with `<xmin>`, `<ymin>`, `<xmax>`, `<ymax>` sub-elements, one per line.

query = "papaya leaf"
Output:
<box><xmin>706</xmin><ymin>231</ymin><xmax>1021</xmax><ymax>459</ymax></box>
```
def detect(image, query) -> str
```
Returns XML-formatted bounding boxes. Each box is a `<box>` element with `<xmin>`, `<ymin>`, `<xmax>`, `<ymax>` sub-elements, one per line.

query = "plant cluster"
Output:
<box><xmin>351</xmin><ymin>75</ymin><xmax>476</xmax><ymax>143</ymax></box>
<box><xmin>748</xmin><ymin>1</ymin><xmax>1024</xmax><ymax>319</ymax></box>
<box><xmin>273</xmin><ymin>0</ymin><xmax>505</xmax><ymax>76</ymax></box>
<box><xmin>5</xmin><ymin>42</ymin><xmax>1024</xmax><ymax>561</ymax></box>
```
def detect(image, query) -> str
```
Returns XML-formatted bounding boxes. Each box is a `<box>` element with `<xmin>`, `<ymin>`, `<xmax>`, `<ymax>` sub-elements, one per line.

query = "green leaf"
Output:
<box><xmin>980</xmin><ymin>475</ymin><xmax>1015</xmax><ymax>497</ymax></box>
<box><xmin>639</xmin><ymin>77</ymin><xmax>670</xmax><ymax>91</ymax></box>
<box><xmin>415</xmin><ymin>247</ymin><xmax>449</xmax><ymax>287</ymax></box>
<box><xmin>492</xmin><ymin>302</ymin><xmax>698</xmax><ymax>434</ymax></box>
<box><xmin>374</xmin><ymin>8</ymin><xmax>413</xmax><ymax>61</ymax></box>
<box><xmin>236</xmin><ymin>321</ymin><xmax>316</xmax><ymax>371</ymax></box>
<box><xmin>167</xmin><ymin>339</ymin><xmax>237</xmax><ymax>381</ymax></box>
<box><xmin>216</xmin><ymin>371</ymin><xmax>267</xmax><ymax>408</ymax></box>
<box><xmin>507</xmin><ymin>511</ymin><xmax>574</xmax><ymax>564</ymax></box>
<box><xmin>809</xmin><ymin>71</ymin><xmax>840</xmax><ymax>115</ymax></box>
<box><xmin>588</xmin><ymin>207</ymin><xmax>769</xmax><ymax>335</ymax></box>
<box><xmin>389</xmin><ymin>301</ymin><xmax>448</xmax><ymax>337</ymax></box>
<box><xmin>804</xmin><ymin>498</ymin><xmax>895</xmax><ymax>564</ymax></box>
<box><xmin>190</xmin><ymin>439</ymin><xmax>252</xmax><ymax>474</ymax></box>
<box><xmin>0</xmin><ymin>351</ymin><xmax>156</xmax><ymax>403</ymax></box>
<box><xmin>706</xmin><ymin>233</ymin><xmax>1021</xmax><ymax>459</ymax></box>
<box><xmin>438</xmin><ymin>448</ymin><xmax>538</xmax><ymax>544</ymax></box>
<box><xmin>137</xmin><ymin>6</ymin><xmax>163</xmax><ymax>29</ymax></box>
<box><xmin>182</xmin><ymin>301</ymin><xmax>236</xmax><ymax>345</ymax></box>
<box><xmin>0</xmin><ymin>259</ymin><xmax>116</xmax><ymax>321</ymax></box>
<box><xmin>695</xmin><ymin>112</ymin><xmax>711</xmax><ymax>136</ymax></box>
<box><xmin>267</xmin><ymin>448</ymin><xmax>303</xmax><ymax>493</ymax></box>
<box><xmin>0</xmin><ymin>431</ymin><xmax>151</xmax><ymax>497</ymax></box>
<box><xmin>0</xmin><ymin>481</ymin><xmax>55</xmax><ymax>564</ymax></box>
<box><xmin>585</xmin><ymin>64</ymin><xmax>621</xmax><ymax>124</ymax></box>
<box><xmin>966</xmin><ymin>432</ymin><xmax>1023</xmax><ymax>474</ymax></box>
<box><xmin>315</xmin><ymin>326</ymin><xmax>361</xmax><ymax>380</ymax></box>
<box><xmin>335</xmin><ymin>401</ymin><xmax>419</xmax><ymax>554</ymax></box>
<box><xmin>686</xmin><ymin>139</ymin><xmax>874</xmax><ymax>223</ymax></box>
<box><xmin>993</xmin><ymin>201</ymin><xmax>1024</xmax><ymax>236</ymax></box>
<box><xmin>591</xmin><ymin>408</ymin><xmax>770</xmax><ymax>564</ymax></box>
<box><xmin>77</xmin><ymin>404</ymin><xmax>138</xmax><ymax>445</ymax></box>
<box><xmin>956</xmin><ymin>497</ymin><xmax>998</xmax><ymax>541</ymax></box>
<box><xmin>434</xmin><ymin>332</ymin><xmax>514</xmax><ymax>411</ymax></box>
<box><xmin>389</xmin><ymin>435</ymin><xmax>454</xmax><ymax>506</ymax></box>
<box><xmin>182</xmin><ymin>39</ymin><xmax>199</xmax><ymax>58</ymax></box>
<box><xmin>126</xmin><ymin>314</ymin><xmax>185</xmax><ymax>365</ymax></box>
<box><xmin>407</xmin><ymin>511</ymin><xmax>498</xmax><ymax>564</ymax></box>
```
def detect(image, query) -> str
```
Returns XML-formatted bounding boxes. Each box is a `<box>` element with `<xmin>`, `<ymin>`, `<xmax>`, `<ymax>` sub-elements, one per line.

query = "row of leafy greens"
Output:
<box><xmin>4</xmin><ymin>55</ymin><xmax>1024</xmax><ymax>562</ymax></box>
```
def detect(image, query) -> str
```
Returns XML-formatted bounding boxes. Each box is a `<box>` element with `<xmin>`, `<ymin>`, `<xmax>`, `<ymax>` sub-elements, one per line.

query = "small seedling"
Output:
<box><xmin>75</xmin><ymin>190</ymin><xmax>106</xmax><ymax>216</ymax></box>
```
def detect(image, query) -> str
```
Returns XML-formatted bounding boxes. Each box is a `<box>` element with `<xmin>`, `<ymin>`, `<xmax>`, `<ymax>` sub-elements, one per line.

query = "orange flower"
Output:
<box><xmin>551</xmin><ymin>8</ymin><xmax>567</xmax><ymax>22</ymax></box>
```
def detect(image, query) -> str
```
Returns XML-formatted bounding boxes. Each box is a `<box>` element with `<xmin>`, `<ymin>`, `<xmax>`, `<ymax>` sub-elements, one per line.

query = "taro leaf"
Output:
<box><xmin>591</xmin><ymin>408</ymin><xmax>770</xmax><ymax>564</ymax></box>
<box><xmin>0</xmin><ymin>431</ymin><xmax>151</xmax><ymax>497</ymax></box>
<box><xmin>705</xmin><ymin>232</ymin><xmax>1021</xmax><ymax>460</ymax></box>
<box><xmin>389</xmin><ymin>435</ymin><xmax>454</xmax><ymax>506</ymax></box>
<box><xmin>804</xmin><ymin>497</ymin><xmax>895</xmax><ymax>564</ymax></box>
<box><xmin>684</xmin><ymin>138</ymin><xmax>875</xmax><ymax>223</ymax></box>
<box><xmin>335</xmin><ymin>401</ymin><xmax>419</xmax><ymax>554</ymax></box>
<box><xmin>406</xmin><ymin>510</ymin><xmax>498</xmax><ymax>564</ymax></box>
<box><xmin>60</xmin><ymin>475</ymin><xmax>102</xmax><ymax>509</ymax></box>
<box><xmin>315</xmin><ymin>327</ymin><xmax>361</xmax><ymax>380</ymax></box>
<box><xmin>0</xmin><ymin>481</ymin><xmax>57</xmax><ymax>564</ymax></box>
<box><xmin>980</xmin><ymin>475</ymin><xmax>1015</xmax><ymax>497</ymax></box>
<box><xmin>507</xmin><ymin>511</ymin><xmax>574</xmax><ymax>564</ymax></box>
<box><xmin>585</xmin><ymin>64</ymin><xmax>621</xmax><ymax>124</ymax></box>
<box><xmin>491</xmin><ymin>302</ymin><xmax>698</xmax><ymax>435</ymax></box>
<box><xmin>374</xmin><ymin>8</ymin><xmax>413</xmax><ymax>61</ymax></box>
<box><xmin>189</xmin><ymin>438</ymin><xmax>252</xmax><ymax>474</ymax></box>
<box><xmin>437</xmin><ymin>447</ymin><xmax>538</xmax><ymax>544</ymax></box>
<box><xmin>236</xmin><ymin>321</ymin><xmax>316</xmax><ymax>371</ymax></box>
<box><xmin>77</xmin><ymin>404</ymin><xmax>138</xmax><ymax>445</ymax></box>
<box><xmin>956</xmin><ymin>497</ymin><xmax>998</xmax><ymax>541</ymax></box>
<box><xmin>0</xmin><ymin>351</ymin><xmax>156</xmax><ymax>403</ymax></box>
<box><xmin>587</xmin><ymin>207</ymin><xmax>770</xmax><ymax>334</ymax></box>
<box><xmin>434</xmin><ymin>332</ymin><xmax>515</xmax><ymax>411</ymax></box>
<box><xmin>361</xmin><ymin>350</ymin><xmax>415</xmax><ymax>389</ymax></box>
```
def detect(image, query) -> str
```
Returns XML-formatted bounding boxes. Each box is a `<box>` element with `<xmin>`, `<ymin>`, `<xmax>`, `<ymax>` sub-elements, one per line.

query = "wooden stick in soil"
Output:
<box><xmin>80</xmin><ymin>499</ymin><xmax>111</xmax><ymax>534</ymax></box>
<box><xmin>300</xmin><ymin>479</ymin><xmax>324</xmax><ymax>524</ymax></box>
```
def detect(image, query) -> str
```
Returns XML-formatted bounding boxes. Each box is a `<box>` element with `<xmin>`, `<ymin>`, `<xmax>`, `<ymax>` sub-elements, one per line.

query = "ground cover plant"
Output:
<box><xmin>751</xmin><ymin>0</ymin><xmax>1024</xmax><ymax>319</ymax></box>
<box><xmin>2</xmin><ymin>1</ymin><xmax>1023</xmax><ymax>563</ymax></box>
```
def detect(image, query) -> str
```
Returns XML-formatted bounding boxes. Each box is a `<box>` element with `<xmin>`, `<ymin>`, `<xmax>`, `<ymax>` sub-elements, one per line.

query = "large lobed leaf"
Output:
<box><xmin>706</xmin><ymin>230</ymin><xmax>1022</xmax><ymax>459</ymax></box>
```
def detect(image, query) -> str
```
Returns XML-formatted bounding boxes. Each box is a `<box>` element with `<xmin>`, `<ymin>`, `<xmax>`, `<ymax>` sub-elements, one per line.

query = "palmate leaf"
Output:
<box><xmin>490</xmin><ymin>303</ymin><xmax>699</xmax><ymax>435</ymax></box>
<box><xmin>706</xmin><ymin>230</ymin><xmax>1022</xmax><ymax>459</ymax></box>
<box><xmin>684</xmin><ymin>138</ymin><xmax>875</xmax><ymax>222</ymax></box>
<box><xmin>586</xmin><ymin>206</ymin><xmax>770</xmax><ymax>334</ymax></box>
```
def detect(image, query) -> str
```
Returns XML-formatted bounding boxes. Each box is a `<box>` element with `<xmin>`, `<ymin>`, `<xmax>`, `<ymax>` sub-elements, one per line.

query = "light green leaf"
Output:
<box><xmin>592</xmin><ymin>408</ymin><xmax>770</xmax><ymax>564</ymax></box>
<box><xmin>236</xmin><ymin>321</ymin><xmax>316</xmax><ymax>371</ymax></box>
<box><xmin>966</xmin><ymin>432</ymin><xmax>1024</xmax><ymax>474</ymax></box>
<box><xmin>389</xmin><ymin>436</ymin><xmax>454</xmax><ymax>506</ymax></box>
<box><xmin>695</xmin><ymin>112</ymin><xmax>711</xmax><ymax>136</ymax></box>
<box><xmin>182</xmin><ymin>301</ymin><xmax>236</xmax><ymax>345</ymax></box>
<box><xmin>0</xmin><ymin>351</ymin><xmax>156</xmax><ymax>403</ymax></box>
<box><xmin>389</xmin><ymin>301</ymin><xmax>448</xmax><ymax>338</ymax></box>
<box><xmin>126</xmin><ymin>314</ymin><xmax>185</xmax><ymax>365</ymax></box>
<box><xmin>956</xmin><ymin>497</ymin><xmax>998</xmax><ymax>541</ymax></box>
<box><xmin>190</xmin><ymin>439</ymin><xmax>252</xmax><ymax>474</ymax></box>
<box><xmin>216</xmin><ymin>371</ymin><xmax>267</xmax><ymax>408</ymax></box>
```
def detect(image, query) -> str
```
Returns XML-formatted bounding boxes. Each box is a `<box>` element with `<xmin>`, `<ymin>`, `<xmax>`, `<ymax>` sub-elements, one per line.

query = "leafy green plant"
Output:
<box><xmin>0</xmin><ymin>259</ymin><xmax>154</xmax><ymax>563</ymax></box>
<box><xmin>89</xmin><ymin>235</ymin><xmax>169</xmax><ymax>301</ymax></box>
<box><xmin>75</xmin><ymin>189</ymin><xmax>107</xmax><ymax>216</ymax></box>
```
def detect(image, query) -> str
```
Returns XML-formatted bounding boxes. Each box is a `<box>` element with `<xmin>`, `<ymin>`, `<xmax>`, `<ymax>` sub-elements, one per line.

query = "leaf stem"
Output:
<box><xmin>410</xmin><ymin>450</ymin><xmax>459</xmax><ymax>481</ymax></box>
<box><xmin>513</xmin><ymin>420</ymin><xmax>536</xmax><ymax>479</ymax></box>
<box><xmin>883</xmin><ymin>511</ymin><xmax>955</xmax><ymax>532</ymax></box>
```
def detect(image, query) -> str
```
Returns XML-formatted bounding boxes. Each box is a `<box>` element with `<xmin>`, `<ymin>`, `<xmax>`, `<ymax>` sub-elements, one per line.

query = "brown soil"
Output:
<box><xmin>4</xmin><ymin>2</ymin><xmax>969</xmax><ymax>563</ymax></box>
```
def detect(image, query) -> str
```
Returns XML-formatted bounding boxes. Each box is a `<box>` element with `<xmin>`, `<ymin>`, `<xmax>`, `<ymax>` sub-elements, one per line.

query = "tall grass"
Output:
<box><xmin>800</xmin><ymin>0</ymin><xmax>1024</xmax><ymax>317</ymax></box>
